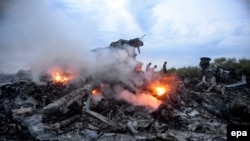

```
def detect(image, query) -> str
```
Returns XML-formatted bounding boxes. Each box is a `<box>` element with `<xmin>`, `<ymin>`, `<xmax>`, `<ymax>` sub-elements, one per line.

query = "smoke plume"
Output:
<box><xmin>0</xmin><ymin>0</ymin><xmax>163</xmax><ymax>110</ymax></box>
<box><xmin>0</xmin><ymin>0</ymin><xmax>140</xmax><ymax>82</ymax></box>
<box><xmin>0</xmin><ymin>0</ymin><xmax>94</xmax><ymax>78</ymax></box>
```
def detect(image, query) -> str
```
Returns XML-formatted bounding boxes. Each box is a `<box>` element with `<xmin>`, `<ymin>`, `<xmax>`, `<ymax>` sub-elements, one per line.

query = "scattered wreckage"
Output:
<box><xmin>0</xmin><ymin>39</ymin><xmax>250</xmax><ymax>141</ymax></box>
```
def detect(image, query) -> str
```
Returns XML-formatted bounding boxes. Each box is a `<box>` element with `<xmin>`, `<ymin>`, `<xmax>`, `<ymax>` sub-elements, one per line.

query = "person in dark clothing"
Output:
<box><xmin>154</xmin><ymin>65</ymin><xmax>157</xmax><ymax>69</ymax></box>
<box><xmin>163</xmin><ymin>61</ymin><xmax>167</xmax><ymax>74</ymax></box>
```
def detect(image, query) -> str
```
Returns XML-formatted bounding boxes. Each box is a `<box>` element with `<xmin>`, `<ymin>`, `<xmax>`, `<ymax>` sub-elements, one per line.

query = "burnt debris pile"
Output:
<box><xmin>1</xmin><ymin>70</ymin><xmax>249</xmax><ymax>141</ymax></box>
<box><xmin>0</xmin><ymin>39</ymin><xmax>250</xmax><ymax>141</ymax></box>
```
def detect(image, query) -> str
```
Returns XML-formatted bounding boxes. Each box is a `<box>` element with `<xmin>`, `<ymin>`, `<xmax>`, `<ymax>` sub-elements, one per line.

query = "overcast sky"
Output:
<box><xmin>0</xmin><ymin>0</ymin><xmax>250</xmax><ymax>73</ymax></box>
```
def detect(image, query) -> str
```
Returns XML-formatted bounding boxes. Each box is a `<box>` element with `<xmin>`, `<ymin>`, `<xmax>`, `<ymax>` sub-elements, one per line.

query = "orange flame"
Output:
<box><xmin>48</xmin><ymin>66</ymin><xmax>75</xmax><ymax>83</ymax></box>
<box><xmin>147</xmin><ymin>73</ymin><xmax>178</xmax><ymax>97</ymax></box>
<box><xmin>151</xmin><ymin>84</ymin><xmax>171</xmax><ymax>97</ymax></box>
<box><xmin>155</xmin><ymin>86</ymin><xmax>166</xmax><ymax>96</ymax></box>
<box><xmin>54</xmin><ymin>72</ymin><xmax>69</xmax><ymax>83</ymax></box>
<box><xmin>92</xmin><ymin>84</ymin><xmax>104</xmax><ymax>95</ymax></box>
<box><xmin>92</xmin><ymin>89</ymin><xmax>99</xmax><ymax>95</ymax></box>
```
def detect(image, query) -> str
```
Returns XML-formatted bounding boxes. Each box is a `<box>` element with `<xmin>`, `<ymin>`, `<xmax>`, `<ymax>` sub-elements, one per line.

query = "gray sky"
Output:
<box><xmin>0</xmin><ymin>0</ymin><xmax>250</xmax><ymax>73</ymax></box>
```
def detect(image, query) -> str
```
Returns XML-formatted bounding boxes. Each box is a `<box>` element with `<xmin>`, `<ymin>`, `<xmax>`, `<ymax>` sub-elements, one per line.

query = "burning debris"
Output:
<box><xmin>47</xmin><ymin>66</ymin><xmax>75</xmax><ymax>84</ymax></box>
<box><xmin>0</xmin><ymin>39</ymin><xmax>249</xmax><ymax>141</ymax></box>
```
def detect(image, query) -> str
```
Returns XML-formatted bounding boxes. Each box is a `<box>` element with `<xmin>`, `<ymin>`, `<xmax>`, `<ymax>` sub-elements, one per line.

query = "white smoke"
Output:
<box><xmin>0</xmin><ymin>0</ymin><xmax>138</xmax><ymax>83</ymax></box>
<box><xmin>114</xmin><ymin>85</ymin><xmax>163</xmax><ymax>110</ymax></box>
<box><xmin>0</xmin><ymin>0</ymin><xmax>163</xmax><ymax>110</ymax></box>
<box><xmin>0</xmin><ymin>0</ymin><xmax>95</xmax><ymax>78</ymax></box>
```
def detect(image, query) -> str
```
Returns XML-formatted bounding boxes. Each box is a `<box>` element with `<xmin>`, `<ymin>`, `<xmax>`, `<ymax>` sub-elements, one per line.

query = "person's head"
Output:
<box><xmin>148</xmin><ymin>62</ymin><xmax>151</xmax><ymax>65</ymax></box>
<box><xmin>154</xmin><ymin>65</ymin><xmax>157</xmax><ymax>68</ymax></box>
<box><xmin>164</xmin><ymin>61</ymin><xmax>167</xmax><ymax>64</ymax></box>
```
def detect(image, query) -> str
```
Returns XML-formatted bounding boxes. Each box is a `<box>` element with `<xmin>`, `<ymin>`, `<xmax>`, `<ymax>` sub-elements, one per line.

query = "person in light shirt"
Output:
<box><xmin>146</xmin><ymin>62</ymin><xmax>151</xmax><ymax>71</ymax></box>
<box><xmin>145</xmin><ymin>65</ymin><xmax>157</xmax><ymax>82</ymax></box>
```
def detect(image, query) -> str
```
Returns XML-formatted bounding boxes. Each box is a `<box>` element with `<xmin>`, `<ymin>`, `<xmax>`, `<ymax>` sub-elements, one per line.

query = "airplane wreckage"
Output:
<box><xmin>0</xmin><ymin>37</ymin><xmax>249</xmax><ymax>141</ymax></box>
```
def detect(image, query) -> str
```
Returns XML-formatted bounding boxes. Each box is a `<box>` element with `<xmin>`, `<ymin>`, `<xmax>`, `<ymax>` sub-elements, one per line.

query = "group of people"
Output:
<box><xmin>145</xmin><ymin>61</ymin><xmax>168</xmax><ymax>74</ymax></box>
<box><xmin>144</xmin><ymin>61</ymin><xmax>168</xmax><ymax>81</ymax></box>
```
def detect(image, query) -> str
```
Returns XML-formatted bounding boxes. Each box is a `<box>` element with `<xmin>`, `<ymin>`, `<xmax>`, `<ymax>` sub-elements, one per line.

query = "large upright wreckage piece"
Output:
<box><xmin>92</xmin><ymin>36</ymin><xmax>144</xmax><ymax>59</ymax></box>
<box><xmin>196</xmin><ymin>57</ymin><xmax>211</xmax><ymax>86</ymax></box>
<box><xmin>109</xmin><ymin>36</ymin><xmax>144</xmax><ymax>55</ymax></box>
<box><xmin>90</xmin><ymin>37</ymin><xmax>145</xmax><ymax>91</ymax></box>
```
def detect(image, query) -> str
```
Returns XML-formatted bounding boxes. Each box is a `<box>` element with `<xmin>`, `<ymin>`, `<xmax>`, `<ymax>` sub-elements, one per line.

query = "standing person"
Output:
<box><xmin>153</xmin><ymin>65</ymin><xmax>157</xmax><ymax>71</ymax></box>
<box><xmin>163</xmin><ymin>61</ymin><xmax>167</xmax><ymax>74</ymax></box>
<box><xmin>145</xmin><ymin>64</ymin><xmax>155</xmax><ymax>82</ymax></box>
<box><xmin>146</xmin><ymin>62</ymin><xmax>151</xmax><ymax>71</ymax></box>
<box><xmin>152</xmin><ymin>65</ymin><xmax>157</xmax><ymax>80</ymax></box>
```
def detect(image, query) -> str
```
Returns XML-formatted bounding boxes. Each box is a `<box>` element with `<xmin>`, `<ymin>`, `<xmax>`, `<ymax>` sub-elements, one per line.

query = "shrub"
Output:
<box><xmin>176</xmin><ymin>66</ymin><xmax>200</xmax><ymax>78</ymax></box>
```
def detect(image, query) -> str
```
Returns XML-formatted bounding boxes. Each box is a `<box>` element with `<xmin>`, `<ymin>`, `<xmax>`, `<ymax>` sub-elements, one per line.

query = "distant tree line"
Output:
<box><xmin>166</xmin><ymin>57</ymin><xmax>250</xmax><ymax>78</ymax></box>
